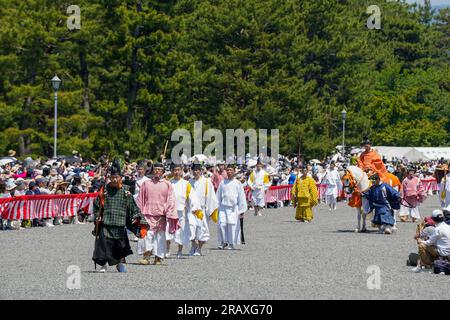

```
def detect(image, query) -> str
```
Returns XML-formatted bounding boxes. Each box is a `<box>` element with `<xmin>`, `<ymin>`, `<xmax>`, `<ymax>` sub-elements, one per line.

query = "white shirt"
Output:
<box><xmin>135</xmin><ymin>175</ymin><xmax>150</xmax><ymax>199</ymax></box>
<box><xmin>170</xmin><ymin>177</ymin><xmax>200</xmax><ymax>213</ymax></box>
<box><xmin>189</xmin><ymin>176</ymin><xmax>218</xmax><ymax>216</ymax></box>
<box><xmin>39</xmin><ymin>187</ymin><xmax>51</xmax><ymax>195</ymax></box>
<box><xmin>217</xmin><ymin>178</ymin><xmax>247</xmax><ymax>211</ymax></box>
<box><xmin>424</xmin><ymin>222</ymin><xmax>450</xmax><ymax>257</ymax></box>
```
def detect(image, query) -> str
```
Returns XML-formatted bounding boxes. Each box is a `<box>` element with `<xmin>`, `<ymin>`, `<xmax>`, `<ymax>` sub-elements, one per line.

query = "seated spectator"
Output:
<box><xmin>0</xmin><ymin>180</ymin><xmax>11</xmax><ymax>230</ymax></box>
<box><xmin>414</xmin><ymin>216</ymin><xmax>436</xmax><ymax>243</ymax></box>
<box><xmin>14</xmin><ymin>179</ymin><xmax>27</xmax><ymax>196</ymax></box>
<box><xmin>26</xmin><ymin>181</ymin><xmax>44</xmax><ymax>227</ymax></box>
<box><xmin>414</xmin><ymin>210</ymin><xmax>450</xmax><ymax>272</ymax></box>
<box><xmin>48</xmin><ymin>168</ymin><xmax>63</xmax><ymax>185</ymax></box>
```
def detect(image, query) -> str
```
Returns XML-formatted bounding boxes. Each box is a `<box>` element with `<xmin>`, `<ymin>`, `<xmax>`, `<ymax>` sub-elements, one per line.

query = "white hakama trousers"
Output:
<box><xmin>217</xmin><ymin>205</ymin><xmax>241</xmax><ymax>246</ymax></box>
<box><xmin>252</xmin><ymin>188</ymin><xmax>265</xmax><ymax>208</ymax></box>
<box><xmin>190</xmin><ymin>210</ymin><xmax>210</xmax><ymax>242</ymax></box>
<box><xmin>326</xmin><ymin>194</ymin><xmax>337</xmax><ymax>205</ymax></box>
<box><xmin>137</xmin><ymin>229</ymin><xmax>166</xmax><ymax>258</ymax></box>
<box><xmin>165</xmin><ymin>210</ymin><xmax>192</xmax><ymax>246</ymax></box>
<box><xmin>398</xmin><ymin>205</ymin><xmax>420</xmax><ymax>219</ymax></box>
<box><xmin>325</xmin><ymin>185</ymin><xmax>339</xmax><ymax>207</ymax></box>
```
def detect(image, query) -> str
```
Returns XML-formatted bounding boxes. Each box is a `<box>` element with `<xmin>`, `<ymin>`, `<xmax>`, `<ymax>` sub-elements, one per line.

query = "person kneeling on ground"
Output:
<box><xmin>365</xmin><ymin>173</ymin><xmax>401</xmax><ymax>234</ymax></box>
<box><xmin>414</xmin><ymin>210</ymin><xmax>450</xmax><ymax>273</ymax></box>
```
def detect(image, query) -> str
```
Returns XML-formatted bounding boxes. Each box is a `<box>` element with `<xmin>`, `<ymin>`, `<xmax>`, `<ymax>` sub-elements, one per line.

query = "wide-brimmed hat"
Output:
<box><xmin>36</xmin><ymin>177</ymin><xmax>48</xmax><ymax>185</ymax></box>
<box><xmin>14</xmin><ymin>178</ymin><xmax>25</xmax><ymax>187</ymax></box>
<box><xmin>8</xmin><ymin>150</ymin><xmax>16</xmax><ymax>157</ymax></box>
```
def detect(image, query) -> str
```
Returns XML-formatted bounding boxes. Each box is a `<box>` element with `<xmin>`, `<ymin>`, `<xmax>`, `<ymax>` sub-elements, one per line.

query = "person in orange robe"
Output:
<box><xmin>357</xmin><ymin>137</ymin><xmax>388</xmax><ymax>180</ymax></box>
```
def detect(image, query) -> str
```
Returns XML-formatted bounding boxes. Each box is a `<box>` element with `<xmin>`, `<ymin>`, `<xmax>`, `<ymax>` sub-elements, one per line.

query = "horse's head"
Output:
<box><xmin>341</xmin><ymin>170</ymin><xmax>357</xmax><ymax>195</ymax></box>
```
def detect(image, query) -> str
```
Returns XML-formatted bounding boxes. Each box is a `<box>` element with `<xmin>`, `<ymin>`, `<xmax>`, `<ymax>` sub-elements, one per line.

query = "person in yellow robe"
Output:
<box><xmin>292</xmin><ymin>165</ymin><xmax>319</xmax><ymax>222</ymax></box>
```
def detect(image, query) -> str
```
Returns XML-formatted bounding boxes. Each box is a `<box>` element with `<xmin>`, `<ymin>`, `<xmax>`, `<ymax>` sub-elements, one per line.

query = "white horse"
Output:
<box><xmin>341</xmin><ymin>165</ymin><xmax>401</xmax><ymax>233</ymax></box>
<box><xmin>341</xmin><ymin>166</ymin><xmax>371</xmax><ymax>232</ymax></box>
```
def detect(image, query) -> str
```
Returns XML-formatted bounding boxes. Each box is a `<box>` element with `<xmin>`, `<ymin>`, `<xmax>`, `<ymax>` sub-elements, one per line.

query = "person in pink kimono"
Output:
<box><xmin>399</xmin><ymin>167</ymin><xmax>426</xmax><ymax>223</ymax></box>
<box><xmin>136</xmin><ymin>163</ymin><xmax>177</xmax><ymax>265</ymax></box>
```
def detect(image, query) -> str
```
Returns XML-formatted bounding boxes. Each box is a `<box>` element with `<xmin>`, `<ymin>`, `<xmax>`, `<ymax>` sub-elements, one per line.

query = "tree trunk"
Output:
<box><xmin>126</xmin><ymin>1</ymin><xmax>143</xmax><ymax>130</ymax></box>
<box><xmin>79</xmin><ymin>49</ymin><xmax>90</xmax><ymax>140</ymax></box>
<box><xmin>79</xmin><ymin>50</ymin><xmax>90</xmax><ymax>113</ymax></box>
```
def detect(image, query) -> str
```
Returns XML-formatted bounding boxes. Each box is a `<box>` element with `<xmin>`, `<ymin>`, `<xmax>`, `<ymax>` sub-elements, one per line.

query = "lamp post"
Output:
<box><xmin>342</xmin><ymin>109</ymin><xmax>347</xmax><ymax>160</ymax></box>
<box><xmin>51</xmin><ymin>75</ymin><xmax>61</xmax><ymax>159</ymax></box>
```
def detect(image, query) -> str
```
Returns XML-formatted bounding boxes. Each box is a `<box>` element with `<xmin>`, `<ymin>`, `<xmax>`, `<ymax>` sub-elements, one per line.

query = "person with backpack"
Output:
<box><xmin>416</xmin><ymin>210</ymin><xmax>450</xmax><ymax>273</ymax></box>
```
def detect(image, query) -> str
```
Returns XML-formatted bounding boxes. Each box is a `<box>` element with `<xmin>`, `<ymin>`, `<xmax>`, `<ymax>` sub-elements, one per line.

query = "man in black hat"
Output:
<box><xmin>136</xmin><ymin>162</ymin><xmax>177</xmax><ymax>265</ymax></box>
<box><xmin>92</xmin><ymin>160</ymin><xmax>147</xmax><ymax>272</ymax></box>
<box><xmin>165</xmin><ymin>162</ymin><xmax>202</xmax><ymax>259</ymax></box>
<box><xmin>365</xmin><ymin>172</ymin><xmax>401</xmax><ymax>234</ymax></box>
<box><xmin>357</xmin><ymin>136</ymin><xmax>387</xmax><ymax>178</ymax></box>
<box><xmin>216</xmin><ymin>164</ymin><xmax>247</xmax><ymax>249</ymax></box>
<box><xmin>188</xmin><ymin>162</ymin><xmax>218</xmax><ymax>256</ymax></box>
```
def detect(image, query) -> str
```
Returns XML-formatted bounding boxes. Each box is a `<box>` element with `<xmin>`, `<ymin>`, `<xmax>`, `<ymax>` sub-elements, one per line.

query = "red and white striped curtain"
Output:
<box><xmin>420</xmin><ymin>179</ymin><xmax>438</xmax><ymax>193</ymax></box>
<box><xmin>0</xmin><ymin>193</ymin><xmax>98</xmax><ymax>220</ymax></box>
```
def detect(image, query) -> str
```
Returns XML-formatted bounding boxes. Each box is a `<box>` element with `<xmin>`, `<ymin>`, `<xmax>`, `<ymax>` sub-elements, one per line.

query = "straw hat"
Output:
<box><xmin>8</xmin><ymin>150</ymin><xmax>16</xmax><ymax>157</ymax></box>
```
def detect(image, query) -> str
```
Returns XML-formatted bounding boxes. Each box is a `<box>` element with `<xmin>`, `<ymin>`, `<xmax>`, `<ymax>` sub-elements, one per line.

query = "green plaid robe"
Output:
<box><xmin>94</xmin><ymin>185</ymin><xmax>145</xmax><ymax>239</ymax></box>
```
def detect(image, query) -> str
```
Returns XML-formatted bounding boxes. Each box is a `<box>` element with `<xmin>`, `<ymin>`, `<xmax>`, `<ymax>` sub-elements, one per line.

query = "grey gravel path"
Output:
<box><xmin>0</xmin><ymin>195</ymin><xmax>448</xmax><ymax>300</ymax></box>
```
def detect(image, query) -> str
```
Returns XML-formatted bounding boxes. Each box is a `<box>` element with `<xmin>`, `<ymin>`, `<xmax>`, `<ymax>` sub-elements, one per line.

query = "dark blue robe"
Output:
<box><xmin>366</xmin><ymin>183</ymin><xmax>401</xmax><ymax>226</ymax></box>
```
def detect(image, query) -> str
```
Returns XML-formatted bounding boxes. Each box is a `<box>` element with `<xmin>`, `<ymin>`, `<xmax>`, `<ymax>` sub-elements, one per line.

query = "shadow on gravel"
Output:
<box><xmin>208</xmin><ymin>248</ymin><xmax>242</xmax><ymax>251</ymax></box>
<box><xmin>126</xmin><ymin>263</ymin><xmax>169</xmax><ymax>266</ymax></box>
<box><xmin>334</xmin><ymin>229</ymin><xmax>380</xmax><ymax>234</ymax></box>
<box><xmin>281</xmin><ymin>220</ymin><xmax>309</xmax><ymax>223</ymax></box>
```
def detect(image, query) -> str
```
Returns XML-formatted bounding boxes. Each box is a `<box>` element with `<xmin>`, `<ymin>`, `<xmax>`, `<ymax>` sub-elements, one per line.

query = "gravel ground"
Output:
<box><xmin>0</xmin><ymin>195</ymin><xmax>448</xmax><ymax>300</ymax></box>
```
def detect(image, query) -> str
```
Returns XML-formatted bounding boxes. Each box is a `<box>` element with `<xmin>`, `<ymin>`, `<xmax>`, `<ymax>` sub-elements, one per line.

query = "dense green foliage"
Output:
<box><xmin>0</xmin><ymin>0</ymin><xmax>448</xmax><ymax>160</ymax></box>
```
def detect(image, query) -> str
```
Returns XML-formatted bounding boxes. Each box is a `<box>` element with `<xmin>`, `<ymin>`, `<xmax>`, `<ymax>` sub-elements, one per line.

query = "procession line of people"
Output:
<box><xmin>92</xmin><ymin>161</ymin><xmax>248</xmax><ymax>272</ymax></box>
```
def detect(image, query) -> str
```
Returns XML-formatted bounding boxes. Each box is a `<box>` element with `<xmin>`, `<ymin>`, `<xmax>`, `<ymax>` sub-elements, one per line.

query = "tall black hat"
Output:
<box><xmin>109</xmin><ymin>159</ymin><xmax>121</xmax><ymax>176</ymax></box>
<box><xmin>362</xmin><ymin>136</ymin><xmax>372</xmax><ymax>146</ymax></box>
<box><xmin>153</xmin><ymin>162</ymin><xmax>164</xmax><ymax>169</ymax></box>
<box><xmin>226</xmin><ymin>163</ymin><xmax>236</xmax><ymax>169</ymax></box>
<box><xmin>170</xmin><ymin>162</ymin><xmax>182</xmax><ymax>170</ymax></box>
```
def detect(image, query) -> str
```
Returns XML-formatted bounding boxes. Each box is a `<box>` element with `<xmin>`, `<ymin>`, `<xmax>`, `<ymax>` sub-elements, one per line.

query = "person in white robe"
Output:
<box><xmin>165</xmin><ymin>163</ymin><xmax>202</xmax><ymax>259</ymax></box>
<box><xmin>134</xmin><ymin>164</ymin><xmax>150</xmax><ymax>200</ymax></box>
<box><xmin>127</xmin><ymin>164</ymin><xmax>150</xmax><ymax>241</ymax></box>
<box><xmin>440</xmin><ymin>168</ymin><xmax>450</xmax><ymax>211</ymax></box>
<box><xmin>323</xmin><ymin>161</ymin><xmax>342</xmax><ymax>211</ymax></box>
<box><xmin>247</xmin><ymin>159</ymin><xmax>271</xmax><ymax>216</ymax></box>
<box><xmin>188</xmin><ymin>163</ymin><xmax>218</xmax><ymax>256</ymax></box>
<box><xmin>216</xmin><ymin>164</ymin><xmax>248</xmax><ymax>250</ymax></box>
